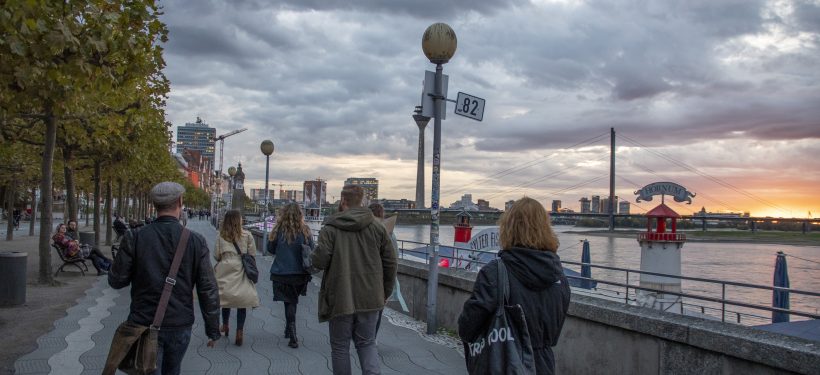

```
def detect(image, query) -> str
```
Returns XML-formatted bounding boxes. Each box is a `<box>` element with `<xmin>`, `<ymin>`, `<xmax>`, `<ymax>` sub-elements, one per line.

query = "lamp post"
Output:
<box><xmin>228</xmin><ymin>166</ymin><xmax>237</xmax><ymax>211</ymax></box>
<box><xmin>260</xmin><ymin>140</ymin><xmax>275</xmax><ymax>255</ymax></box>
<box><xmin>421</xmin><ymin>22</ymin><xmax>457</xmax><ymax>334</ymax></box>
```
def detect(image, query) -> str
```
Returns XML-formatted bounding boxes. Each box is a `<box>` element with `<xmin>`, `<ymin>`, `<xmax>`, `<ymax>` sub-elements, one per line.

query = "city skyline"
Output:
<box><xmin>160</xmin><ymin>1</ymin><xmax>820</xmax><ymax>218</ymax></box>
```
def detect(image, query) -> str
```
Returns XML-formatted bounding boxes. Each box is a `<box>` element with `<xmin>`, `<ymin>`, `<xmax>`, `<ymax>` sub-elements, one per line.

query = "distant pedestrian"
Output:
<box><xmin>180</xmin><ymin>208</ymin><xmax>188</xmax><ymax>227</ymax></box>
<box><xmin>267</xmin><ymin>203</ymin><xmax>313</xmax><ymax>348</ymax></box>
<box><xmin>458</xmin><ymin>197</ymin><xmax>571</xmax><ymax>375</ymax></box>
<box><xmin>214</xmin><ymin>209</ymin><xmax>259</xmax><ymax>346</ymax></box>
<box><xmin>107</xmin><ymin>182</ymin><xmax>220</xmax><ymax>375</ymax></box>
<box><xmin>312</xmin><ymin>185</ymin><xmax>397</xmax><ymax>374</ymax></box>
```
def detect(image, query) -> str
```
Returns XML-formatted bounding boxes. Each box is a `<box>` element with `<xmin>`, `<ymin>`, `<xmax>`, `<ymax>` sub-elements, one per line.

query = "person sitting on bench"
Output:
<box><xmin>52</xmin><ymin>223</ymin><xmax>111</xmax><ymax>276</ymax></box>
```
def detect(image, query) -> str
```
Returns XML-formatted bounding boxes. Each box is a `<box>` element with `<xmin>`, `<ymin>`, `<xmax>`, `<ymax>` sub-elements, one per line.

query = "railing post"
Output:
<box><xmin>625</xmin><ymin>270</ymin><xmax>630</xmax><ymax>304</ymax></box>
<box><xmin>721</xmin><ymin>283</ymin><xmax>726</xmax><ymax>322</ymax></box>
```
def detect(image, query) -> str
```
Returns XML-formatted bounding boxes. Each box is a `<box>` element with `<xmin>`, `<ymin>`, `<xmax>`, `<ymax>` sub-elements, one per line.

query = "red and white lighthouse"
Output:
<box><xmin>637</xmin><ymin>202</ymin><xmax>686</xmax><ymax>313</ymax></box>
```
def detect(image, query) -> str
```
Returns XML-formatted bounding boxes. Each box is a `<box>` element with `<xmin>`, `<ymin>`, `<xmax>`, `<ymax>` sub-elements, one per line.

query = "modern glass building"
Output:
<box><xmin>176</xmin><ymin>117</ymin><xmax>216</xmax><ymax>170</ymax></box>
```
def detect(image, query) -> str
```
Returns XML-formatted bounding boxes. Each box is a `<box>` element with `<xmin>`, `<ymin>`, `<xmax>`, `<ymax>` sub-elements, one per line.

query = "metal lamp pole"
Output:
<box><xmin>260</xmin><ymin>140</ymin><xmax>275</xmax><ymax>255</ymax></box>
<box><xmin>421</xmin><ymin>22</ymin><xmax>457</xmax><ymax>334</ymax></box>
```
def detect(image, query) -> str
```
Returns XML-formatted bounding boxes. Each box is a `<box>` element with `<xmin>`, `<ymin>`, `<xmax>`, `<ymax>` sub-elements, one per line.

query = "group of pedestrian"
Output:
<box><xmin>102</xmin><ymin>181</ymin><xmax>570</xmax><ymax>375</ymax></box>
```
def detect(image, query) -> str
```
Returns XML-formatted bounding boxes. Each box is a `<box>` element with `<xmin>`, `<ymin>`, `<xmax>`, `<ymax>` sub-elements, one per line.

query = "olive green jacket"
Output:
<box><xmin>312</xmin><ymin>207</ymin><xmax>397</xmax><ymax>322</ymax></box>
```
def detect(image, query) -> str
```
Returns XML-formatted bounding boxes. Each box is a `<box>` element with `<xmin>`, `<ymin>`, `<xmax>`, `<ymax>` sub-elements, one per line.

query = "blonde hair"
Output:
<box><xmin>498</xmin><ymin>197</ymin><xmax>559</xmax><ymax>252</ymax></box>
<box><xmin>220</xmin><ymin>210</ymin><xmax>243</xmax><ymax>243</ymax></box>
<box><xmin>270</xmin><ymin>203</ymin><xmax>311</xmax><ymax>244</ymax></box>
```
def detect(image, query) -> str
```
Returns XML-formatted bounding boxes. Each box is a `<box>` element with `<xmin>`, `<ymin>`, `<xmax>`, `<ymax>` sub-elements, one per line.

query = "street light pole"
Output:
<box><xmin>261</xmin><ymin>140</ymin><xmax>275</xmax><ymax>255</ymax></box>
<box><xmin>421</xmin><ymin>22</ymin><xmax>457</xmax><ymax>335</ymax></box>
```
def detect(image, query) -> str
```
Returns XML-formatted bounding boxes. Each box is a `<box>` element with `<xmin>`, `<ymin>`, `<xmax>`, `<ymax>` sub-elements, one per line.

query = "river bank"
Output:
<box><xmin>564</xmin><ymin>229</ymin><xmax>820</xmax><ymax>247</ymax></box>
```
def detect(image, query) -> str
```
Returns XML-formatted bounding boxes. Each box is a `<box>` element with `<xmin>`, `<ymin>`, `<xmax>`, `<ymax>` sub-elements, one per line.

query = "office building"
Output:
<box><xmin>579</xmin><ymin>197</ymin><xmax>591</xmax><ymax>213</ymax></box>
<box><xmin>551</xmin><ymin>200</ymin><xmax>562</xmax><ymax>213</ymax></box>
<box><xmin>344</xmin><ymin>177</ymin><xmax>378</xmax><ymax>204</ymax></box>
<box><xmin>378</xmin><ymin>199</ymin><xmax>416</xmax><ymax>210</ymax></box>
<box><xmin>601</xmin><ymin>196</ymin><xmax>619</xmax><ymax>214</ymax></box>
<box><xmin>176</xmin><ymin>117</ymin><xmax>216</xmax><ymax>170</ymax></box>
<box><xmin>477</xmin><ymin>199</ymin><xmax>491</xmax><ymax>211</ymax></box>
<box><xmin>279</xmin><ymin>190</ymin><xmax>302</xmax><ymax>201</ymax></box>
<box><xmin>591</xmin><ymin>195</ymin><xmax>601</xmax><ymax>213</ymax></box>
<box><xmin>303</xmin><ymin>179</ymin><xmax>327</xmax><ymax>207</ymax></box>
<box><xmin>619</xmin><ymin>201</ymin><xmax>631</xmax><ymax>215</ymax></box>
<box><xmin>450</xmin><ymin>194</ymin><xmax>479</xmax><ymax>211</ymax></box>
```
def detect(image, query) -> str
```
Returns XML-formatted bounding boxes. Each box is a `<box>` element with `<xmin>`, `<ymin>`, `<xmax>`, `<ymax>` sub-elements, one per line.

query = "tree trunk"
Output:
<box><xmin>117</xmin><ymin>178</ymin><xmax>124</xmax><ymax>217</ymax></box>
<box><xmin>93</xmin><ymin>160</ymin><xmax>101</xmax><ymax>246</ymax></box>
<box><xmin>5</xmin><ymin>181</ymin><xmax>14</xmax><ymax>241</ymax></box>
<box><xmin>29</xmin><ymin>187</ymin><xmax>37</xmax><ymax>236</ymax></box>
<box><xmin>85</xmin><ymin>191</ymin><xmax>90</xmax><ymax>227</ymax></box>
<box><xmin>62</xmin><ymin>148</ymin><xmax>77</xmax><ymax>223</ymax></box>
<box><xmin>105</xmin><ymin>179</ymin><xmax>112</xmax><ymax>245</ymax></box>
<box><xmin>39</xmin><ymin>110</ymin><xmax>56</xmax><ymax>285</ymax></box>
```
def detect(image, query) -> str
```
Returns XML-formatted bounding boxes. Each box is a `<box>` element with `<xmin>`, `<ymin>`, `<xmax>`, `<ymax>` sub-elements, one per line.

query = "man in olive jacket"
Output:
<box><xmin>312</xmin><ymin>185</ymin><xmax>397</xmax><ymax>375</ymax></box>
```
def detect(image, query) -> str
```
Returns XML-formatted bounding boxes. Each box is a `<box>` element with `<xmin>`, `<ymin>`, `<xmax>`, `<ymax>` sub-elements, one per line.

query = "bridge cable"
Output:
<box><xmin>617</xmin><ymin>134</ymin><xmax>790</xmax><ymax>215</ymax></box>
<box><xmin>482</xmin><ymin>154</ymin><xmax>610</xmax><ymax>201</ymax></box>
<box><xmin>443</xmin><ymin>132</ymin><xmax>610</xmax><ymax>197</ymax></box>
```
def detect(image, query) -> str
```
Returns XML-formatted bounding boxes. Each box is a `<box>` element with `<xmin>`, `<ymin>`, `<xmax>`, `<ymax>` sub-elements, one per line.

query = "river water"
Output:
<box><xmin>393</xmin><ymin>224</ymin><xmax>820</xmax><ymax>325</ymax></box>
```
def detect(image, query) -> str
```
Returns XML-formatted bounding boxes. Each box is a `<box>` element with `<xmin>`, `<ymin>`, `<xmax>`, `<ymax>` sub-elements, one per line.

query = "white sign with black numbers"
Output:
<box><xmin>454</xmin><ymin>92</ymin><xmax>485</xmax><ymax>121</ymax></box>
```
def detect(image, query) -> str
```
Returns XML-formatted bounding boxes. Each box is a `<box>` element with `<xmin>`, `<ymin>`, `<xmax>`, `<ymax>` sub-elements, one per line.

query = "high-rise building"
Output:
<box><xmin>250</xmin><ymin>188</ymin><xmax>270</xmax><ymax>201</ymax></box>
<box><xmin>505</xmin><ymin>200</ymin><xmax>516</xmax><ymax>211</ymax></box>
<box><xmin>303</xmin><ymin>179</ymin><xmax>327</xmax><ymax>207</ymax></box>
<box><xmin>279</xmin><ymin>190</ymin><xmax>302</xmax><ymax>201</ymax></box>
<box><xmin>619</xmin><ymin>201</ymin><xmax>630</xmax><ymax>215</ymax></box>
<box><xmin>579</xmin><ymin>197</ymin><xmax>591</xmax><ymax>213</ymax></box>
<box><xmin>551</xmin><ymin>200</ymin><xmax>562</xmax><ymax>213</ymax></box>
<box><xmin>176</xmin><ymin>117</ymin><xmax>216</xmax><ymax>170</ymax></box>
<box><xmin>591</xmin><ymin>195</ymin><xmax>601</xmax><ymax>213</ymax></box>
<box><xmin>601</xmin><ymin>196</ymin><xmax>619</xmax><ymax>214</ymax></box>
<box><xmin>477</xmin><ymin>199</ymin><xmax>491</xmax><ymax>210</ymax></box>
<box><xmin>344</xmin><ymin>177</ymin><xmax>378</xmax><ymax>204</ymax></box>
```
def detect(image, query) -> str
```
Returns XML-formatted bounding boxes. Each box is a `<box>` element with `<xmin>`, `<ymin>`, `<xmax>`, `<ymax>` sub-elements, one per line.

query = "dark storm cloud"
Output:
<box><xmin>159</xmin><ymin>0</ymin><xmax>820</xmax><ymax>205</ymax></box>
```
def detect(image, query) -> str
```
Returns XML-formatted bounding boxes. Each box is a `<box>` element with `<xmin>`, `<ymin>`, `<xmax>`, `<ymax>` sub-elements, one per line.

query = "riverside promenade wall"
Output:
<box><xmin>391</xmin><ymin>259</ymin><xmax>820</xmax><ymax>375</ymax></box>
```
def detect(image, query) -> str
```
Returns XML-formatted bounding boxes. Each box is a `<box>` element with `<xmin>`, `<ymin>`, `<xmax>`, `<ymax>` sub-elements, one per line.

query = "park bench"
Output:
<box><xmin>52</xmin><ymin>243</ymin><xmax>89</xmax><ymax>276</ymax></box>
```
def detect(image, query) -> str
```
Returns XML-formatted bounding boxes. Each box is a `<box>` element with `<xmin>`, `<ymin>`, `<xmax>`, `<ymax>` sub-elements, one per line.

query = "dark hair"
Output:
<box><xmin>341</xmin><ymin>185</ymin><xmax>364</xmax><ymax>207</ymax></box>
<box><xmin>368</xmin><ymin>203</ymin><xmax>385</xmax><ymax>218</ymax></box>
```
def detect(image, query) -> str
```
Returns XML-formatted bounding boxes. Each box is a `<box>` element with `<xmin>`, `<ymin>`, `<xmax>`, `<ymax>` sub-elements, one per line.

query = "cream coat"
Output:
<box><xmin>214</xmin><ymin>230</ymin><xmax>259</xmax><ymax>308</ymax></box>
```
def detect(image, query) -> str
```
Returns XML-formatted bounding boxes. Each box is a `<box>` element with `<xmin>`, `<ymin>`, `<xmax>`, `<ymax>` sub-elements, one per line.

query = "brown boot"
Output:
<box><xmin>220</xmin><ymin>323</ymin><xmax>229</xmax><ymax>337</ymax></box>
<box><xmin>235</xmin><ymin>329</ymin><xmax>244</xmax><ymax>346</ymax></box>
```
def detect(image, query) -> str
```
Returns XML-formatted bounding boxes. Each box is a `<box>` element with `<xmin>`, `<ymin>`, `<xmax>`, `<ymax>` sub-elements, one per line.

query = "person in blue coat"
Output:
<box><xmin>267</xmin><ymin>203</ymin><xmax>313</xmax><ymax>348</ymax></box>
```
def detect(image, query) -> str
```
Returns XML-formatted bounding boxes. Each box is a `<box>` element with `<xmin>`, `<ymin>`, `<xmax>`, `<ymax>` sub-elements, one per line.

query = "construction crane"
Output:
<box><xmin>212</xmin><ymin>127</ymin><xmax>247</xmax><ymax>226</ymax></box>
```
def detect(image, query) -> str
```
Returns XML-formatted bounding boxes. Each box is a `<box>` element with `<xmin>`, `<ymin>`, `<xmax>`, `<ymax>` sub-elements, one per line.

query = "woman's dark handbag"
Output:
<box><xmin>463</xmin><ymin>259</ymin><xmax>536</xmax><ymax>375</ymax></box>
<box><xmin>233</xmin><ymin>240</ymin><xmax>259</xmax><ymax>283</ymax></box>
<box><xmin>102</xmin><ymin>228</ymin><xmax>191</xmax><ymax>375</ymax></box>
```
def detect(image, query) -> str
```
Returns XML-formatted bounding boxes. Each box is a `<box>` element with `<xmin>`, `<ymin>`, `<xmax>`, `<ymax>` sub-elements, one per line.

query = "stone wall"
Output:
<box><xmin>392</xmin><ymin>259</ymin><xmax>819</xmax><ymax>374</ymax></box>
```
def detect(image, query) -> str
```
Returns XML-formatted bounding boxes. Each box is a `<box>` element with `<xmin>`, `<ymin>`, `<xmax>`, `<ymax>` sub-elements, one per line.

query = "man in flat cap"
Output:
<box><xmin>108</xmin><ymin>181</ymin><xmax>221</xmax><ymax>374</ymax></box>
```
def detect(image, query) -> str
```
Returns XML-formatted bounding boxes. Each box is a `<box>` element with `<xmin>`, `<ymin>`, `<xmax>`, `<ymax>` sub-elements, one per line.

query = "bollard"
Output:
<box><xmin>0</xmin><ymin>252</ymin><xmax>27</xmax><ymax>307</ymax></box>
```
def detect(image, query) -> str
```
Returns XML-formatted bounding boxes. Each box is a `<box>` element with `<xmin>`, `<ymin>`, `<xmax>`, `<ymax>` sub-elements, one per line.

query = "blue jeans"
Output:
<box><xmin>329</xmin><ymin>311</ymin><xmax>381</xmax><ymax>375</ymax></box>
<box><xmin>153</xmin><ymin>327</ymin><xmax>192</xmax><ymax>375</ymax></box>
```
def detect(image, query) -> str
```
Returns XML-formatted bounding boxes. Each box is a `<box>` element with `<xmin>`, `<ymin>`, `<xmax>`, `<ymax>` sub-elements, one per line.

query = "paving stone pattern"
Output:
<box><xmin>15</xmin><ymin>220</ymin><xmax>466</xmax><ymax>374</ymax></box>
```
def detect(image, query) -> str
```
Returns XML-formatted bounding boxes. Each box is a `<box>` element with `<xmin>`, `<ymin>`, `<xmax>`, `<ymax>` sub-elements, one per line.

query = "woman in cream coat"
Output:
<box><xmin>214</xmin><ymin>209</ymin><xmax>259</xmax><ymax>346</ymax></box>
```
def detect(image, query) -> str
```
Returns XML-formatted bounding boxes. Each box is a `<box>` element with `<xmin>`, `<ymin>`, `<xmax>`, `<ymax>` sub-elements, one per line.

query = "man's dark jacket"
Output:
<box><xmin>108</xmin><ymin>216</ymin><xmax>221</xmax><ymax>340</ymax></box>
<box><xmin>458</xmin><ymin>248</ymin><xmax>571</xmax><ymax>375</ymax></box>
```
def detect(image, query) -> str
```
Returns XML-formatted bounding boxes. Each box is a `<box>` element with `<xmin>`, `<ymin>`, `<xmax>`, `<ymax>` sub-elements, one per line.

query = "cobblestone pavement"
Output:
<box><xmin>14</xmin><ymin>219</ymin><xmax>466</xmax><ymax>374</ymax></box>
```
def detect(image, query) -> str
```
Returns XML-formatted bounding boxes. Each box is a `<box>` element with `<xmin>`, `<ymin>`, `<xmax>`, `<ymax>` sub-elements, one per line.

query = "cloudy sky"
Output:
<box><xmin>161</xmin><ymin>0</ymin><xmax>820</xmax><ymax>217</ymax></box>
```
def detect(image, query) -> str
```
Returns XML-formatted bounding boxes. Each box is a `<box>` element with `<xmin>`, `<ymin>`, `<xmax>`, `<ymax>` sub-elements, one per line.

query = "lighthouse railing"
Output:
<box><xmin>391</xmin><ymin>238</ymin><xmax>820</xmax><ymax>325</ymax></box>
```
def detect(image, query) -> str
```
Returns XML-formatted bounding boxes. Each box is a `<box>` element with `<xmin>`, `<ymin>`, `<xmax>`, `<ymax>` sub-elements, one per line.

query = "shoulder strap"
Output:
<box><xmin>151</xmin><ymin>227</ymin><xmax>190</xmax><ymax>329</ymax></box>
<box><xmin>495</xmin><ymin>259</ymin><xmax>510</xmax><ymax>315</ymax></box>
<box><xmin>232</xmin><ymin>240</ymin><xmax>242</xmax><ymax>255</ymax></box>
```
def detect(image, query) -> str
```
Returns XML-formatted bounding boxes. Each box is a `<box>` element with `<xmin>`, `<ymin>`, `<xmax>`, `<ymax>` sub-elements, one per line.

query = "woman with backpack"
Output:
<box><xmin>214</xmin><ymin>210</ymin><xmax>259</xmax><ymax>346</ymax></box>
<box><xmin>267</xmin><ymin>203</ymin><xmax>314</xmax><ymax>348</ymax></box>
<box><xmin>458</xmin><ymin>197</ymin><xmax>571</xmax><ymax>374</ymax></box>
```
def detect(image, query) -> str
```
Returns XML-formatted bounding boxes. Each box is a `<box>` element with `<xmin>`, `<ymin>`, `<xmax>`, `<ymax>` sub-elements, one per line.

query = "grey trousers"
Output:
<box><xmin>328</xmin><ymin>310</ymin><xmax>381</xmax><ymax>375</ymax></box>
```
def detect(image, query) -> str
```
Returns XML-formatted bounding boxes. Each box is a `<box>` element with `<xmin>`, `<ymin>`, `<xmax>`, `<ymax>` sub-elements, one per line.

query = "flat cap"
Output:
<box><xmin>150</xmin><ymin>181</ymin><xmax>185</xmax><ymax>206</ymax></box>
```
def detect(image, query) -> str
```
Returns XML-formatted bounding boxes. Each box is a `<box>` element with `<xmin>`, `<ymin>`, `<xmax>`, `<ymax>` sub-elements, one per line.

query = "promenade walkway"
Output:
<box><xmin>14</xmin><ymin>220</ymin><xmax>466</xmax><ymax>374</ymax></box>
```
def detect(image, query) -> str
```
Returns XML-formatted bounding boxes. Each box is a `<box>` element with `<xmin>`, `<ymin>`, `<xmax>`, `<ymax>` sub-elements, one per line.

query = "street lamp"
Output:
<box><xmin>260</xmin><ymin>140</ymin><xmax>275</xmax><ymax>255</ymax></box>
<box><xmin>421</xmin><ymin>22</ymin><xmax>456</xmax><ymax>334</ymax></box>
<box><xmin>228</xmin><ymin>166</ymin><xmax>237</xmax><ymax>211</ymax></box>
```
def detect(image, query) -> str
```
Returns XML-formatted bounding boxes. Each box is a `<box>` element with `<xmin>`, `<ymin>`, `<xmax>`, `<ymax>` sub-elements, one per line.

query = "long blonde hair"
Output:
<box><xmin>498</xmin><ymin>197</ymin><xmax>559</xmax><ymax>252</ymax></box>
<box><xmin>220</xmin><ymin>210</ymin><xmax>243</xmax><ymax>243</ymax></box>
<box><xmin>271</xmin><ymin>203</ymin><xmax>311</xmax><ymax>244</ymax></box>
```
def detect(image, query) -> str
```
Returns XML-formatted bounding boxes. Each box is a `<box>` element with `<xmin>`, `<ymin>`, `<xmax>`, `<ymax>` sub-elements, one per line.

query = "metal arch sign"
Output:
<box><xmin>634</xmin><ymin>182</ymin><xmax>696</xmax><ymax>204</ymax></box>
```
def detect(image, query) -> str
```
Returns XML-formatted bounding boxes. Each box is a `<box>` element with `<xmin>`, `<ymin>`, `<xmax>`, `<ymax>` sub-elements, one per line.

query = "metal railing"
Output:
<box><xmin>393</xmin><ymin>240</ymin><xmax>820</xmax><ymax>325</ymax></box>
